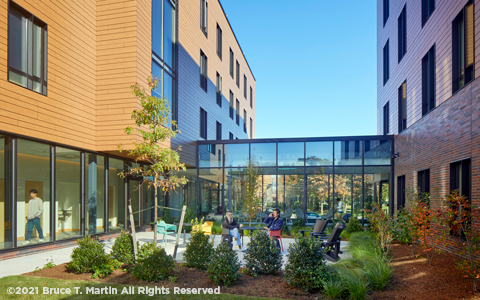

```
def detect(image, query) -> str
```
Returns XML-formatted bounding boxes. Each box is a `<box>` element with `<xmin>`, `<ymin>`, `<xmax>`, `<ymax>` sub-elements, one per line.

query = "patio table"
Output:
<box><xmin>174</xmin><ymin>222</ymin><xmax>191</xmax><ymax>244</ymax></box>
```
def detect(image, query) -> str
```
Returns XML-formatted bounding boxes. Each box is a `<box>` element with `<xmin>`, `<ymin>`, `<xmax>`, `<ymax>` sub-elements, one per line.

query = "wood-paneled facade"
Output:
<box><xmin>0</xmin><ymin>0</ymin><xmax>256</xmax><ymax>167</ymax></box>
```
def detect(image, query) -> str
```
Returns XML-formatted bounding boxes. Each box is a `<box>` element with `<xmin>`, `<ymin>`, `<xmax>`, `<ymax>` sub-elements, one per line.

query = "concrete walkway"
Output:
<box><xmin>0</xmin><ymin>232</ymin><xmax>350</xmax><ymax>278</ymax></box>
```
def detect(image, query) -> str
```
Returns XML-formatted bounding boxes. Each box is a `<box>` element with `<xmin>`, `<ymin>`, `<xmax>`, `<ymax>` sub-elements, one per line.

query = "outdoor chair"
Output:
<box><xmin>255</xmin><ymin>211</ymin><xmax>268</xmax><ymax>222</ymax></box>
<box><xmin>281</xmin><ymin>208</ymin><xmax>294</xmax><ymax>224</ymax></box>
<box><xmin>156</xmin><ymin>220</ymin><xmax>177</xmax><ymax>247</ymax></box>
<box><xmin>299</xmin><ymin>219</ymin><xmax>327</xmax><ymax>239</ymax></box>
<box><xmin>192</xmin><ymin>221</ymin><xmax>215</xmax><ymax>243</ymax></box>
<box><xmin>320</xmin><ymin>208</ymin><xmax>334</xmax><ymax>220</ymax></box>
<box><xmin>221</xmin><ymin>227</ymin><xmax>233</xmax><ymax>250</ymax></box>
<box><xmin>316</xmin><ymin>223</ymin><xmax>345</xmax><ymax>262</ymax></box>
<box><xmin>269</xmin><ymin>229</ymin><xmax>283</xmax><ymax>252</ymax></box>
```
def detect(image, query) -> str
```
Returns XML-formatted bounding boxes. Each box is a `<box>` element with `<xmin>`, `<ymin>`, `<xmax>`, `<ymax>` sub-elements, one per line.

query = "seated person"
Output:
<box><xmin>223</xmin><ymin>211</ymin><xmax>243</xmax><ymax>250</ymax></box>
<box><xmin>263</xmin><ymin>208</ymin><xmax>283</xmax><ymax>248</ymax></box>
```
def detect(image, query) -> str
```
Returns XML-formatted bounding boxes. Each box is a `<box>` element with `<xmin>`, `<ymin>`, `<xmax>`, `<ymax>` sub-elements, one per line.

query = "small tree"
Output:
<box><xmin>242</xmin><ymin>156</ymin><xmax>261</xmax><ymax>226</ymax></box>
<box><xmin>118</xmin><ymin>77</ymin><xmax>187</xmax><ymax>244</ymax></box>
<box><xmin>437</xmin><ymin>191</ymin><xmax>480</xmax><ymax>292</ymax></box>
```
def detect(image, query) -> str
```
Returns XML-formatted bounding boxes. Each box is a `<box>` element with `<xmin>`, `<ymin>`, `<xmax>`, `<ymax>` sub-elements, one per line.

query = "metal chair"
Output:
<box><xmin>157</xmin><ymin>220</ymin><xmax>177</xmax><ymax>247</ymax></box>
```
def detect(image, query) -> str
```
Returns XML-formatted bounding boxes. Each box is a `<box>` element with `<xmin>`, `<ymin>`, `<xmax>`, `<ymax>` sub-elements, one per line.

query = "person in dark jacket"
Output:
<box><xmin>223</xmin><ymin>211</ymin><xmax>243</xmax><ymax>249</ymax></box>
<box><xmin>263</xmin><ymin>208</ymin><xmax>283</xmax><ymax>249</ymax></box>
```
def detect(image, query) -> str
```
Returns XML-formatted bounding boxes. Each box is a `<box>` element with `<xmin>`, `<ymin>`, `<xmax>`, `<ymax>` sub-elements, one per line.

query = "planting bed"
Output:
<box><xmin>23</xmin><ymin>241</ymin><xmax>480</xmax><ymax>300</ymax></box>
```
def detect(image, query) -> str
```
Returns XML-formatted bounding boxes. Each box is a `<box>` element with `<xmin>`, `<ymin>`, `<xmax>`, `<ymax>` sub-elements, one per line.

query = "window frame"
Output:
<box><xmin>249</xmin><ymin>118</ymin><xmax>253</xmax><ymax>138</ymax></box>
<box><xmin>229</xmin><ymin>90</ymin><xmax>234</xmax><ymax>119</ymax></box>
<box><xmin>452</xmin><ymin>1</ymin><xmax>474</xmax><ymax>94</ymax></box>
<box><xmin>236</xmin><ymin>60</ymin><xmax>240</xmax><ymax>87</ymax></box>
<box><xmin>216</xmin><ymin>72</ymin><xmax>222</xmax><ymax>107</ymax></box>
<box><xmin>200</xmin><ymin>50</ymin><xmax>208</xmax><ymax>92</ymax></box>
<box><xmin>398</xmin><ymin>81</ymin><xmax>407</xmax><ymax>133</ymax></box>
<box><xmin>236</xmin><ymin>99</ymin><xmax>240</xmax><ymax>125</ymax></box>
<box><xmin>200</xmin><ymin>108</ymin><xmax>207</xmax><ymax>139</ymax></box>
<box><xmin>383</xmin><ymin>102</ymin><xmax>390</xmax><ymax>135</ymax></box>
<box><xmin>383</xmin><ymin>0</ymin><xmax>389</xmax><ymax>27</ymax></box>
<box><xmin>417</xmin><ymin>169</ymin><xmax>430</xmax><ymax>196</ymax></box>
<box><xmin>422</xmin><ymin>45</ymin><xmax>436</xmax><ymax>116</ymax></box>
<box><xmin>397</xmin><ymin>175</ymin><xmax>406</xmax><ymax>210</ymax></box>
<box><xmin>229</xmin><ymin>48</ymin><xmax>234</xmax><ymax>78</ymax></box>
<box><xmin>243</xmin><ymin>75</ymin><xmax>247</xmax><ymax>99</ymax></box>
<box><xmin>383</xmin><ymin>40</ymin><xmax>390</xmax><ymax>85</ymax></box>
<box><xmin>216</xmin><ymin>23</ymin><xmax>222</xmax><ymax>60</ymax></box>
<box><xmin>421</xmin><ymin>0</ymin><xmax>435</xmax><ymax>27</ymax></box>
<box><xmin>398</xmin><ymin>5</ymin><xmax>407</xmax><ymax>63</ymax></box>
<box><xmin>243</xmin><ymin>109</ymin><xmax>247</xmax><ymax>133</ymax></box>
<box><xmin>8</xmin><ymin>1</ymin><xmax>48</xmax><ymax>96</ymax></box>
<box><xmin>200</xmin><ymin>0</ymin><xmax>208</xmax><ymax>37</ymax></box>
<box><xmin>250</xmin><ymin>86</ymin><xmax>253</xmax><ymax>108</ymax></box>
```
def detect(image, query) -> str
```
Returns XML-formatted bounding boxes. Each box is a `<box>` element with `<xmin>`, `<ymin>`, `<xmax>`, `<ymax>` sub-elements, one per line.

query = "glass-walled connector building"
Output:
<box><xmin>197</xmin><ymin>136</ymin><xmax>394</xmax><ymax>224</ymax></box>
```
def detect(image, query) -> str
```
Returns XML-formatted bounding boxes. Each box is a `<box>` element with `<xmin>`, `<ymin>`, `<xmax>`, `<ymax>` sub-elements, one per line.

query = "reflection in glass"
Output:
<box><xmin>306</xmin><ymin>142</ymin><xmax>333</xmax><ymax>166</ymax></box>
<box><xmin>128</xmin><ymin>179</ymin><xmax>141</xmax><ymax>226</ymax></box>
<box><xmin>56</xmin><ymin>147</ymin><xmax>81</xmax><ymax>241</ymax></box>
<box><xmin>168</xmin><ymin>169</ymin><xmax>197</xmax><ymax>221</ymax></box>
<box><xmin>278</xmin><ymin>168</ymin><xmax>304</xmax><ymax>222</ymax></box>
<box><xmin>108</xmin><ymin>158</ymin><xmax>125</xmax><ymax>232</ymax></box>
<box><xmin>364</xmin><ymin>167</ymin><xmax>391</xmax><ymax>216</ymax></box>
<box><xmin>163</xmin><ymin>0</ymin><xmax>175</xmax><ymax>68</ymax></box>
<box><xmin>152</xmin><ymin>0</ymin><xmax>163</xmax><ymax>57</ymax></box>
<box><xmin>0</xmin><ymin>137</ymin><xmax>13</xmax><ymax>250</ymax></box>
<box><xmin>225</xmin><ymin>168</ymin><xmax>244</xmax><ymax>217</ymax></box>
<box><xmin>251</xmin><ymin>143</ymin><xmax>276</xmax><ymax>166</ymax></box>
<box><xmin>199</xmin><ymin>144</ymin><xmax>222</xmax><ymax>168</ymax></box>
<box><xmin>257</xmin><ymin>168</ymin><xmax>276</xmax><ymax>213</ymax></box>
<box><xmin>85</xmin><ymin>155</ymin><xmax>105</xmax><ymax>234</ymax></box>
<box><xmin>334</xmin><ymin>167</ymin><xmax>362</xmax><ymax>223</ymax></box>
<box><xmin>334</xmin><ymin>141</ymin><xmax>362</xmax><ymax>165</ymax></box>
<box><xmin>364</xmin><ymin>140</ymin><xmax>392</xmax><ymax>165</ymax></box>
<box><xmin>225</xmin><ymin>144</ymin><xmax>248</xmax><ymax>167</ymax></box>
<box><xmin>306</xmin><ymin>167</ymin><xmax>333</xmax><ymax>220</ymax></box>
<box><xmin>17</xmin><ymin>139</ymin><xmax>51</xmax><ymax>246</ymax></box>
<box><xmin>278</xmin><ymin>142</ymin><xmax>304</xmax><ymax>166</ymax></box>
<box><xmin>199</xmin><ymin>169</ymin><xmax>223</xmax><ymax>219</ymax></box>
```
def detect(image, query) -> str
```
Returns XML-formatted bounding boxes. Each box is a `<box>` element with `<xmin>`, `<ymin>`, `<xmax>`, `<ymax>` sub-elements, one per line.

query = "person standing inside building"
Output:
<box><xmin>24</xmin><ymin>189</ymin><xmax>44</xmax><ymax>245</ymax></box>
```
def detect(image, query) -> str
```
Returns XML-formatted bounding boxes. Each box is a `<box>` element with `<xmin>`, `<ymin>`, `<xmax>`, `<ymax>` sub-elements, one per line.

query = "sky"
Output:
<box><xmin>220</xmin><ymin>1</ymin><xmax>378</xmax><ymax>139</ymax></box>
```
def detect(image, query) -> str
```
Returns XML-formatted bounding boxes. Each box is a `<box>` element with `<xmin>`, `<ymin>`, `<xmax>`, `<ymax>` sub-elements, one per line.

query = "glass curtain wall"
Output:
<box><xmin>85</xmin><ymin>154</ymin><xmax>105</xmax><ymax>234</ymax></box>
<box><xmin>199</xmin><ymin>168</ymin><xmax>223</xmax><ymax>218</ymax></box>
<box><xmin>0</xmin><ymin>136</ymin><xmax>13</xmax><ymax>250</ymax></box>
<box><xmin>278</xmin><ymin>167</ymin><xmax>304</xmax><ymax>220</ymax></box>
<box><xmin>306</xmin><ymin>167</ymin><xmax>333</xmax><ymax>218</ymax></box>
<box><xmin>335</xmin><ymin>167</ymin><xmax>363</xmax><ymax>222</ymax></box>
<box><xmin>55</xmin><ymin>147</ymin><xmax>81</xmax><ymax>241</ymax></box>
<box><xmin>17</xmin><ymin>139</ymin><xmax>51</xmax><ymax>246</ymax></box>
<box><xmin>108</xmin><ymin>158</ymin><xmax>125</xmax><ymax>232</ymax></box>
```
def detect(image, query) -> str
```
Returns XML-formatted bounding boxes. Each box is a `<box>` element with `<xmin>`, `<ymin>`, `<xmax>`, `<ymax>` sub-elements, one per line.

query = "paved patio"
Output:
<box><xmin>0</xmin><ymin>232</ymin><xmax>350</xmax><ymax>278</ymax></box>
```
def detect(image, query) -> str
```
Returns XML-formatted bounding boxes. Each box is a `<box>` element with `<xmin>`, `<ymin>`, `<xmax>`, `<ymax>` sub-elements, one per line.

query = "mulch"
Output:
<box><xmin>24</xmin><ymin>242</ymin><xmax>480</xmax><ymax>299</ymax></box>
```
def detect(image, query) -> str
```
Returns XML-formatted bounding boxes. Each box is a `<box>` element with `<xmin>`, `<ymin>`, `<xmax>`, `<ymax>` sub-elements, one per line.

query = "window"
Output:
<box><xmin>216</xmin><ymin>23</ymin><xmax>222</xmax><ymax>59</ymax></box>
<box><xmin>365</xmin><ymin>140</ymin><xmax>370</xmax><ymax>152</ymax></box>
<box><xmin>398</xmin><ymin>81</ymin><xmax>407</xmax><ymax>132</ymax></box>
<box><xmin>422</xmin><ymin>0</ymin><xmax>435</xmax><ymax>27</ymax></box>
<box><xmin>398</xmin><ymin>5</ymin><xmax>407</xmax><ymax>63</ymax></box>
<box><xmin>383</xmin><ymin>102</ymin><xmax>390</xmax><ymax>135</ymax></box>
<box><xmin>8</xmin><ymin>2</ymin><xmax>48</xmax><ymax>95</ymax></box>
<box><xmin>229</xmin><ymin>132</ymin><xmax>234</xmax><ymax>140</ymax></box>
<box><xmin>354</xmin><ymin>141</ymin><xmax>360</xmax><ymax>158</ymax></box>
<box><xmin>243</xmin><ymin>110</ymin><xmax>247</xmax><ymax>133</ymax></box>
<box><xmin>236</xmin><ymin>99</ymin><xmax>240</xmax><ymax>125</ymax></box>
<box><xmin>383</xmin><ymin>0</ymin><xmax>389</xmax><ymax>26</ymax></box>
<box><xmin>200</xmin><ymin>0</ymin><xmax>208</xmax><ymax>36</ymax></box>
<box><xmin>229</xmin><ymin>48</ymin><xmax>234</xmax><ymax>78</ymax></box>
<box><xmin>450</xmin><ymin>159</ymin><xmax>471</xmax><ymax>202</ymax></box>
<box><xmin>418</xmin><ymin>169</ymin><xmax>430</xmax><ymax>195</ymax></box>
<box><xmin>452</xmin><ymin>1</ymin><xmax>474</xmax><ymax>94</ymax></box>
<box><xmin>229</xmin><ymin>90</ymin><xmax>234</xmax><ymax>119</ymax></box>
<box><xmin>344</xmin><ymin>141</ymin><xmax>350</xmax><ymax>159</ymax></box>
<box><xmin>216</xmin><ymin>72</ymin><xmax>222</xmax><ymax>107</ymax></box>
<box><xmin>236</xmin><ymin>60</ymin><xmax>240</xmax><ymax>87</ymax></box>
<box><xmin>422</xmin><ymin>45</ymin><xmax>435</xmax><ymax>116</ymax></box>
<box><xmin>200</xmin><ymin>108</ymin><xmax>207</xmax><ymax>139</ymax></box>
<box><xmin>216</xmin><ymin>121</ymin><xmax>222</xmax><ymax>140</ymax></box>
<box><xmin>200</xmin><ymin>51</ymin><xmax>207</xmax><ymax>92</ymax></box>
<box><xmin>397</xmin><ymin>175</ymin><xmax>406</xmax><ymax>209</ymax></box>
<box><xmin>383</xmin><ymin>40</ymin><xmax>389</xmax><ymax>85</ymax></box>
<box><xmin>249</xmin><ymin>118</ymin><xmax>253</xmax><ymax>138</ymax></box>
<box><xmin>250</xmin><ymin>87</ymin><xmax>253</xmax><ymax>108</ymax></box>
<box><xmin>244</xmin><ymin>75</ymin><xmax>247</xmax><ymax>98</ymax></box>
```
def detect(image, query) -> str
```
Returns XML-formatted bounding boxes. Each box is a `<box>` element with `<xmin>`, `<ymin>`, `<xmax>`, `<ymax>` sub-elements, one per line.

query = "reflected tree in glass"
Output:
<box><xmin>241</xmin><ymin>156</ymin><xmax>261</xmax><ymax>225</ymax></box>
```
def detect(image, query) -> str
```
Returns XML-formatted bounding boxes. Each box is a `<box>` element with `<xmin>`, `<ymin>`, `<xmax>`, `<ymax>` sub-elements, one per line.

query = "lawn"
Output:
<box><xmin>0</xmin><ymin>276</ymin><xmax>282</xmax><ymax>300</ymax></box>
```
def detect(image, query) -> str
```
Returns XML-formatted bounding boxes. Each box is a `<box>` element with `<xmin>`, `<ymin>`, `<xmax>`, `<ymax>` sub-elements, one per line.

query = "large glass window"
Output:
<box><xmin>199</xmin><ymin>169</ymin><xmax>222</xmax><ymax>219</ymax></box>
<box><xmin>306</xmin><ymin>141</ymin><xmax>333</xmax><ymax>166</ymax></box>
<box><xmin>199</xmin><ymin>144</ymin><xmax>222</xmax><ymax>168</ymax></box>
<box><xmin>278</xmin><ymin>142</ymin><xmax>304</xmax><ymax>166</ymax></box>
<box><xmin>364</xmin><ymin>167</ymin><xmax>391</xmax><ymax>217</ymax></box>
<box><xmin>17</xmin><ymin>139</ymin><xmax>51</xmax><ymax>246</ymax></box>
<box><xmin>335</xmin><ymin>141</ymin><xmax>362</xmax><ymax>165</ymax></box>
<box><xmin>383</xmin><ymin>40</ymin><xmax>389</xmax><ymax>85</ymax></box>
<box><xmin>335</xmin><ymin>167</ymin><xmax>362</xmax><ymax>223</ymax></box>
<box><xmin>422</xmin><ymin>45</ymin><xmax>436</xmax><ymax>116</ymax></box>
<box><xmin>364</xmin><ymin>140</ymin><xmax>391</xmax><ymax>165</ymax></box>
<box><xmin>85</xmin><ymin>154</ymin><xmax>105</xmax><ymax>234</ymax></box>
<box><xmin>108</xmin><ymin>158</ymin><xmax>125</xmax><ymax>232</ymax></box>
<box><xmin>251</xmin><ymin>143</ymin><xmax>276</xmax><ymax>167</ymax></box>
<box><xmin>8</xmin><ymin>2</ymin><xmax>47</xmax><ymax>95</ymax></box>
<box><xmin>306</xmin><ymin>167</ymin><xmax>333</xmax><ymax>221</ymax></box>
<box><xmin>225</xmin><ymin>143</ymin><xmax>248</xmax><ymax>167</ymax></box>
<box><xmin>452</xmin><ymin>1</ymin><xmax>474</xmax><ymax>94</ymax></box>
<box><xmin>278</xmin><ymin>167</ymin><xmax>304</xmax><ymax>221</ymax></box>
<box><xmin>0</xmin><ymin>137</ymin><xmax>13</xmax><ymax>250</ymax></box>
<box><xmin>257</xmin><ymin>168</ymin><xmax>276</xmax><ymax>213</ymax></box>
<box><xmin>56</xmin><ymin>147</ymin><xmax>81</xmax><ymax>241</ymax></box>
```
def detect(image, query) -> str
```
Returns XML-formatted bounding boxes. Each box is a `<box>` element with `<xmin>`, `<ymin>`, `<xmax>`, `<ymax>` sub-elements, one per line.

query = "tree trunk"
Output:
<box><xmin>154</xmin><ymin>177</ymin><xmax>158</xmax><ymax>244</ymax></box>
<box><xmin>249</xmin><ymin>218</ymin><xmax>251</xmax><ymax>226</ymax></box>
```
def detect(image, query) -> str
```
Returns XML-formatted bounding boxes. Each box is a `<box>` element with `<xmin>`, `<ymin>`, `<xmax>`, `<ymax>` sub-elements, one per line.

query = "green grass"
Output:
<box><xmin>0</xmin><ymin>276</ymin><xmax>282</xmax><ymax>300</ymax></box>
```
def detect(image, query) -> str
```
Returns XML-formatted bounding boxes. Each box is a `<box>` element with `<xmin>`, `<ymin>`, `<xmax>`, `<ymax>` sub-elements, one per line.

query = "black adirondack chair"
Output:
<box><xmin>318</xmin><ymin>224</ymin><xmax>344</xmax><ymax>262</ymax></box>
<box><xmin>299</xmin><ymin>219</ymin><xmax>328</xmax><ymax>239</ymax></box>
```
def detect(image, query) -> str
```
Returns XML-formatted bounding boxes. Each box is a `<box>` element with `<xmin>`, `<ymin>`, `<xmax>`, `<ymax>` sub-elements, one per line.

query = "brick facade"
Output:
<box><xmin>394</xmin><ymin>75</ymin><xmax>480</xmax><ymax>253</ymax></box>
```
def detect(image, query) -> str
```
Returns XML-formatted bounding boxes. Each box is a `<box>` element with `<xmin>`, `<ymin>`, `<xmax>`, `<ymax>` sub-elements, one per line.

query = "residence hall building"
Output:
<box><xmin>378</xmin><ymin>0</ymin><xmax>480</xmax><ymax>251</ymax></box>
<box><xmin>0</xmin><ymin>0</ymin><xmax>255</xmax><ymax>258</ymax></box>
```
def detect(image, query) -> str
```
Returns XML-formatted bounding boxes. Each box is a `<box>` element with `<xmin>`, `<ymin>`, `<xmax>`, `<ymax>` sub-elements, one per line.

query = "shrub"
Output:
<box><xmin>207</xmin><ymin>242</ymin><xmax>241</xmax><ymax>287</ymax></box>
<box><xmin>92</xmin><ymin>259</ymin><xmax>122</xmax><ymax>279</ymax></box>
<box><xmin>392</xmin><ymin>209</ymin><xmax>413</xmax><ymax>244</ymax></box>
<box><xmin>362</xmin><ymin>256</ymin><xmax>392</xmax><ymax>290</ymax></box>
<box><xmin>244</xmin><ymin>230</ymin><xmax>282</xmax><ymax>276</ymax></box>
<box><xmin>184</xmin><ymin>219</ymin><xmax>213</xmax><ymax>269</ymax></box>
<box><xmin>137</xmin><ymin>241</ymin><xmax>158</xmax><ymax>261</ymax></box>
<box><xmin>130</xmin><ymin>243</ymin><xmax>175</xmax><ymax>281</ymax></box>
<box><xmin>345</xmin><ymin>217</ymin><xmax>363</xmax><ymax>234</ymax></box>
<box><xmin>292</xmin><ymin>218</ymin><xmax>304</xmax><ymax>229</ymax></box>
<box><xmin>335</xmin><ymin>267</ymin><xmax>370</xmax><ymax>300</ymax></box>
<box><xmin>281</xmin><ymin>224</ymin><xmax>291</xmax><ymax>237</ymax></box>
<box><xmin>284</xmin><ymin>235</ymin><xmax>329</xmax><ymax>291</ymax></box>
<box><xmin>66</xmin><ymin>236</ymin><xmax>110</xmax><ymax>274</ymax></box>
<box><xmin>322</xmin><ymin>274</ymin><xmax>345</xmax><ymax>299</ymax></box>
<box><xmin>111</xmin><ymin>230</ymin><xmax>138</xmax><ymax>264</ymax></box>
